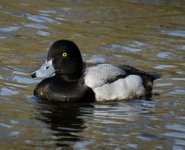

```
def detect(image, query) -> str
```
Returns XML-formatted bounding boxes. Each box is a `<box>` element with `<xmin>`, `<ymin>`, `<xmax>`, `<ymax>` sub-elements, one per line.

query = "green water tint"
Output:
<box><xmin>0</xmin><ymin>0</ymin><xmax>185</xmax><ymax>149</ymax></box>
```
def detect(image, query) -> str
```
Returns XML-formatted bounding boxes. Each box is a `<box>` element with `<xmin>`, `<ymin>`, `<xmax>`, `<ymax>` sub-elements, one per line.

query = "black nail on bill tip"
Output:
<box><xmin>31</xmin><ymin>72</ymin><xmax>36</xmax><ymax>78</ymax></box>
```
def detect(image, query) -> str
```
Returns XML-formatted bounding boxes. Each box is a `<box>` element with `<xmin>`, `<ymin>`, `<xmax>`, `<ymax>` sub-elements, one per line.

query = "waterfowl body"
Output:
<box><xmin>31</xmin><ymin>40</ymin><xmax>161</xmax><ymax>102</ymax></box>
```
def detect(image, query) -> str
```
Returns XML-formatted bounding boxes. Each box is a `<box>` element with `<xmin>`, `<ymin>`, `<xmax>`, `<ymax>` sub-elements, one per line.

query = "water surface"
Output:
<box><xmin>0</xmin><ymin>0</ymin><xmax>185</xmax><ymax>149</ymax></box>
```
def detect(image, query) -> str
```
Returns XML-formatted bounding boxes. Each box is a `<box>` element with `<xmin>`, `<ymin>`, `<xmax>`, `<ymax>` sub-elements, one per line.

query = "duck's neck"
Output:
<box><xmin>55</xmin><ymin>73</ymin><xmax>82</xmax><ymax>82</ymax></box>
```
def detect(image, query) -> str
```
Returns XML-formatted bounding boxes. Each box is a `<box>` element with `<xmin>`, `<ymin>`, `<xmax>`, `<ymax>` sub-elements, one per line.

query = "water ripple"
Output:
<box><xmin>12</xmin><ymin>75</ymin><xmax>39</xmax><ymax>84</ymax></box>
<box><xmin>8</xmin><ymin>131</ymin><xmax>20</xmax><ymax>137</ymax></box>
<box><xmin>88</xmin><ymin>55</ymin><xmax>107</xmax><ymax>64</ymax></box>
<box><xmin>174</xmin><ymin>139</ymin><xmax>185</xmax><ymax>146</ymax></box>
<box><xmin>176</xmin><ymin>71</ymin><xmax>185</xmax><ymax>75</ymax></box>
<box><xmin>163</xmin><ymin>132</ymin><xmax>185</xmax><ymax>139</ymax></box>
<box><xmin>27</xmin><ymin>15</ymin><xmax>55</xmax><ymax>23</ymax></box>
<box><xmin>137</xmin><ymin>133</ymin><xmax>160</xmax><ymax>141</ymax></box>
<box><xmin>105</xmin><ymin>43</ymin><xmax>141</xmax><ymax>53</ymax></box>
<box><xmin>154</xmin><ymin>65</ymin><xmax>176</xmax><ymax>69</ymax></box>
<box><xmin>126</xmin><ymin>143</ymin><xmax>138</xmax><ymax>149</ymax></box>
<box><xmin>161</xmin><ymin>30</ymin><xmax>185</xmax><ymax>38</ymax></box>
<box><xmin>169</xmin><ymin>89</ymin><xmax>185</xmax><ymax>95</ymax></box>
<box><xmin>0</xmin><ymin>88</ymin><xmax>19</xmax><ymax>96</ymax></box>
<box><xmin>166</xmin><ymin>124</ymin><xmax>185</xmax><ymax>132</ymax></box>
<box><xmin>156</xmin><ymin>52</ymin><xmax>179</xmax><ymax>59</ymax></box>
<box><xmin>37</xmin><ymin>31</ymin><xmax>50</xmax><ymax>36</ymax></box>
<box><xmin>24</xmin><ymin>23</ymin><xmax>48</xmax><ymax>29</ymax></box>
<box><xmin>178</xmin><ymin>45</ymin><xmax>185</xmax><ymax>51</ymax></box>
<box><xmin>0</xmin><ymin>123</ymin><xmax>12</xmax><ymax>128</ymax></box>
<box><xmin>156</xmin><ymin>83</ymin><xmax>173</xmax><ymax>87</ymax></box>
<box><xmin>0</xmin><ymin>27</ymin><xmax>20</xmax><ymax>33</ymax></box>
<box><xmin>171</xmin><ymin>78</ymin><xmax>185</xmax><ymax>81</ymax></box>
<box><xmin>39</xmin><ymin>10</ymin><xmax>57</xmax><ymax>14</ymax></box>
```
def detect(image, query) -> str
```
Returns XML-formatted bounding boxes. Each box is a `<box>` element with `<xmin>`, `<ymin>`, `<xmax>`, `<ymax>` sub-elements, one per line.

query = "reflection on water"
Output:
<box><xmin>36</xmin><ymin>101</ymin><xmax>93</xmax><ymax>149</ymax></box>
<box><xmin>0</xmin><ymin>0</ymin><xmax>185</xmax><ymax>149</ymax></box>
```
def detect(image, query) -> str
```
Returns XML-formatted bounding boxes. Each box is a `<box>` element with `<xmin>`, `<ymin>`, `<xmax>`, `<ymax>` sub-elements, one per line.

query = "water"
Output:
<box><xmin>0</xmin><ymin>0</ymin><xmax>185</xmax><ymax>149</ymax></box>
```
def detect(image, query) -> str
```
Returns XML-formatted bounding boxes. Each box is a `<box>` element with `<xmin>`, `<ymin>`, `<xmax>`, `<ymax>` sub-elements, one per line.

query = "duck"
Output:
<box><xmin>31</xmin><ymin>39</ymin><xmax>161</xmax><ymax>102</ymax></box>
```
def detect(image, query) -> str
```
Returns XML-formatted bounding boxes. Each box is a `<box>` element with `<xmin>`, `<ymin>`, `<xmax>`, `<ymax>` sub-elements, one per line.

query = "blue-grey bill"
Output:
<box><xmin>31</xmin><ymin>60</ymin><xmax>55</xmax><ymax>78</ymax></box>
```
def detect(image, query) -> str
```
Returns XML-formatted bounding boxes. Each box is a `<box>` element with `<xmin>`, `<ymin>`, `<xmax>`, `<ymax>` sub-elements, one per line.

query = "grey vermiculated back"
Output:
<box><xmin>84</xmin><ymin>64</ymin><xmax>126</xmax><ymax>88</ymax></box>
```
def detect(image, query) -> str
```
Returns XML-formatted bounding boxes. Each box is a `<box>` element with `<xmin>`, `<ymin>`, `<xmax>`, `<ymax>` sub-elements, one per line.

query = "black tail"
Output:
<box><xmin>147</xmin><ymin>72</ymin><xmax>162</xmax><ymax>80</ymax></box>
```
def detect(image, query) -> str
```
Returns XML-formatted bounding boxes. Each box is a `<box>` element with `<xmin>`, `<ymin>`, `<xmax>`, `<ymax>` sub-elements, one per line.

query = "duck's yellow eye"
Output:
<box><xmin>62</xmin><ymin>52</ymin><xmax>68</xmax><ymax>57</ymax></box>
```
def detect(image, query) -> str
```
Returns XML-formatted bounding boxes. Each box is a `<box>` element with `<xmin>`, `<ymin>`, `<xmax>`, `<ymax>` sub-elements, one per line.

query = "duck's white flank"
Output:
<box><xmin>93</xmin><ymin>75</ymin><xmax>144</xmax><ymax>101</ymax></box>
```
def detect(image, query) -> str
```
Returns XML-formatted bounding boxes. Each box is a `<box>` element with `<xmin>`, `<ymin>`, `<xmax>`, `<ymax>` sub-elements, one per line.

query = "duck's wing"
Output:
<box><xmin>119</xmin><ymin>65</ymin><xmax>162</xmax><ymax>81</ymax></box>
<box><xmin>84</xmin><ymin>64</ymin><xmax>127</xmax><ymax>89</ymax></box>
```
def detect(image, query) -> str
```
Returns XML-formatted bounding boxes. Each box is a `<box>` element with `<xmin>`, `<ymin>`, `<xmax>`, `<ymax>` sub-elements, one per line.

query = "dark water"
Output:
<box><xmin>0</xmin><ymin>0</ymin><xmax>185</xmax><ymax>149</ymax></box>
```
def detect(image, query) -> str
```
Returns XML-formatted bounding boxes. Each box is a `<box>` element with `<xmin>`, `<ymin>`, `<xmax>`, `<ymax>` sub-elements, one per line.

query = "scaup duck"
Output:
<box><xmin>31</xmin><ymin>39</ymin><xmax>161</xmax><ymax>102</ymax></box>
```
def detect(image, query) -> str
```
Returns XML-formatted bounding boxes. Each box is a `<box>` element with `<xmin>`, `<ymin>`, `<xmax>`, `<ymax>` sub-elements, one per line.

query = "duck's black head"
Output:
<box><xmin>31</xmin><ymin>40</ymin><xmax>83</xmax><ymax>81</ymax></box>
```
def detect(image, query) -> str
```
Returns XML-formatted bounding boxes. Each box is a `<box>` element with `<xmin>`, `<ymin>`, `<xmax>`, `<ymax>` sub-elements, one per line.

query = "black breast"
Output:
<box><xmin>34</xmin><ymin>77</ymin><xmax>95</xmax><ymax>102</ymax></box>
